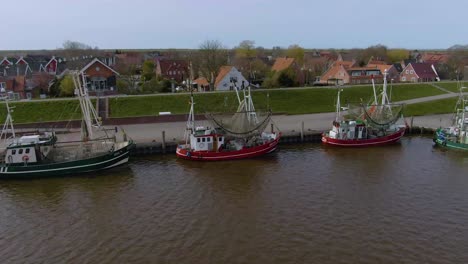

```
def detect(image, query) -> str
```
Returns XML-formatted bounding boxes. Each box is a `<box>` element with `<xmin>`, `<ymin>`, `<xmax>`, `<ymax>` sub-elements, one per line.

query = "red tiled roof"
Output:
<box><xmin>214</xmin><ymin>66</ymin><xmax>233</xmax><ymax>88</ymax></box>
<box><xmin>272</xmin><ymin>57</ymin><xmax>295</xmax><ymax>72</ymax></box>
<box><xmin>334</xmin><ymin>60</ymin><xmax>354</xmax><ymax>69</ymax></box>
<box><xmin>193</xmin><ymin>77</ymin><xmax>209</xmax><ymax>86</ymax></box>
<box><xmin>410</xmin><ymin>63</ymin><xmax>438</xmax><ymax>78</ymax></box>
<box><xmin>421</xmin><ymin>53</ymin><xmax>449</xmax><ymax>64</ymax></box>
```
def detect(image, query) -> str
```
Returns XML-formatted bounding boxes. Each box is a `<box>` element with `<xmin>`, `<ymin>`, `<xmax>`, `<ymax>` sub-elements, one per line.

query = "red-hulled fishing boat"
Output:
<box><xmin>176</xmin><ymin>85</ymin><xmax>280</xmax><ymax>161</ymax></box>
<box><xmin>322</xmin><ymin>70</ymin><xmax>407</xmax><ymax>147</ymax></box>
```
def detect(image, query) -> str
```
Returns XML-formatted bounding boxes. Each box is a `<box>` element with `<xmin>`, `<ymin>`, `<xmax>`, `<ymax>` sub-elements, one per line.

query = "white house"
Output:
<box><xmin>214</xmin><ymin>66</ymin><xmax>249</xmax><ymax>91</ymax></box>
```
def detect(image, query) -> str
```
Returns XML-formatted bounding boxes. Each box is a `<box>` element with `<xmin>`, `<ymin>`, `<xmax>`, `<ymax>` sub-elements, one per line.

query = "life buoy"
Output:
<box><xmin>199</xmin><ymin>143</ymin><xmax>205</xmax><ymax>148</ymax></box>
<box><xmin>22</xmin><ymin>155</ymin><xmax>29</xmax><ymax>162</ymax></box>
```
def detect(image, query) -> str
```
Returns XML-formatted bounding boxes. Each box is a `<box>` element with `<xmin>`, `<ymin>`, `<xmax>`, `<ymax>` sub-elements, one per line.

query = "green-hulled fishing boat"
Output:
<box><xmin>433</xmin><ymin>85</ymin><xmax>468</xmax><ymax>151</ymax></box>
<box><xmin>0</xmin><ymin>72</ymin><xmax>134</xmax><ymax>178</ymax></box>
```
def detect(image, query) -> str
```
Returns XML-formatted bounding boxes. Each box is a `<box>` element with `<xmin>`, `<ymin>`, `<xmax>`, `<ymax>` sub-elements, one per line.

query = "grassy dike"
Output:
<box><xmin>109</xmin><ymin>83</ymin><xmax>445</xmax><ymax>117</ymax></box>
<box><xmin>0</xmin><ymin>83</ymin><xmax>452</xmax><ymax>124</ymax></box>
<box><xmin>0</xmin><ymin>100</ymin><xmax>82</xmax><ymax>124</ymax></box>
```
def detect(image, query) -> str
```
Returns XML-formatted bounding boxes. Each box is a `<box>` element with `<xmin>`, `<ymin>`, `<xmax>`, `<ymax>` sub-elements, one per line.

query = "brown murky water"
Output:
<box><xmin>0</xmin><ymin>137</ymin><xmax>467</xmax><ymax>263</ymax></box>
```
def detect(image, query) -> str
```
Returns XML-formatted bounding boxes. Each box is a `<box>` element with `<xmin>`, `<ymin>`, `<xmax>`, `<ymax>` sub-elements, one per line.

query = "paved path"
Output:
<box><xmin>396</xmin><ymin>92</ymin><xmax>467</xmax><ymax>105</ymax></box>
<box><xmin>118</xmin><ymin>92</ymin><xmax>466</xmax><ymax>143</ymax></box>
<box><xmin>429</xmin><ymin>83</ymin><xmax>454</xmax><ymax>94</ymax></box>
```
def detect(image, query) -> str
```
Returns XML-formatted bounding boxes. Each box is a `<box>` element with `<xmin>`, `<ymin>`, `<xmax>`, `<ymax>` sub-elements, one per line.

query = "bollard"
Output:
<box><xmin>162</xmin><ymin>131</ymin><xmax>166</xmax><ymax>154</ymax></box>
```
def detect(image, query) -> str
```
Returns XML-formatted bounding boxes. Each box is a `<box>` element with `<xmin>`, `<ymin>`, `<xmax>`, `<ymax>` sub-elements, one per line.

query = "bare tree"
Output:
<box><xmin>198</xmin><ymin>40</ymin><xmax>228</xmax><ymax>90</ymax></box>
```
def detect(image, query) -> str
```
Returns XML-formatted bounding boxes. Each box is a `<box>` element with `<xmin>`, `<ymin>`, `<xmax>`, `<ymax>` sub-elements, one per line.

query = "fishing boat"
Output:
<box><xmin>0</xmin><ymin>72</ymin><xmax>134</xmax><ymax>178</ymax></box>
<box><xmin>433</xmin><ymin>85</ymin><xmax>468</xmax><ymax>151</ymax></box>
<box><xmin>176</xmin><ymin>84</ymin><xmax>280</xmax><ymax>161</ymax></box>
<box><xmin>322</xmin><ymin>70</ymin><xmax>407</xmax><ymax>147</ymax></box>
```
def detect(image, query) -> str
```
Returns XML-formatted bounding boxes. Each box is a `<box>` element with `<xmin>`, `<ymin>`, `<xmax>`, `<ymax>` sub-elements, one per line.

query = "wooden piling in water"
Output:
<box><xmin>300</xmin><ymin>121</ymin><xmax>304</xmax><ymax>142</ymax></box>
<box><xmin>162</xmin><ymin>131</ymin><xmax>166</xmax><ymax>154</ymax></box>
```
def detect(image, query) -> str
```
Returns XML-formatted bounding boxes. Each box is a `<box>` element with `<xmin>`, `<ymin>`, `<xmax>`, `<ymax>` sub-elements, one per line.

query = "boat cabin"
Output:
<box><xmin>4</xmin><ymin>135</ymin><xmax>53</xmax><ymax>165</ymax></box>
<box><xmin>189</xmin><ymin>126</ymin><xmax>225</xmax><ymax>152</ymax></box>
<box><xmin>329</xmin><ymin>120</ymin><xmax>368</xmax><ymax>140</ymax></box>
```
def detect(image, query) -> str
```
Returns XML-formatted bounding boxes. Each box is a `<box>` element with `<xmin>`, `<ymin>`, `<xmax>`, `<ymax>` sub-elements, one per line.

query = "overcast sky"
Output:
<box><xmin>2</xmin><ymin>0</ymin><xmax>467</xmax><ymax>50</ymax></box>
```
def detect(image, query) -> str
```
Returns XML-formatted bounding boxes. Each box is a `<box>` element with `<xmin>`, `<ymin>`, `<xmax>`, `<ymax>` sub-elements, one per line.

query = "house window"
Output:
<box><xmin>0</xmin><ymin>82</ymin><xmax>5</xmax><ymax>89</ymax></box>
<box><xmin>25</xmin><ymin>148</ymin><xmax>30</xmax><ymax>154</ymax></box>
<box><xmin>197</xmin><ymin>138</ymin><xmax>200</xmax><ymax>142</ymax></box>
<box><xmin>402</xmin><ymin>77</ymin><xmax>406</xmax><ymax>81</ymax></box>
<box><xmin>406</xmin><ymin>70</ymin><xmax>409</xmax><ymax>74</ymax></box>
<box><xmin>411</xmin><ymin>77</ymin><xmax>416</xmax><ymax>82</ymax></box>
<box><xmin>219</xmin><ymin>137</ymin><xmax>223</xmax><ymax>142</ymax></box>
<box><xmin>12</xmin><ymin>149</ymin><xmax>16</xmax><ymax>155</ymax></box>
<box><xmin>410</xmin><ymin>70</ymin><xmax>414</xmax><ymax>74</ymax></box>
<box><xmin>18</xmin><ymin>149</ymin><xmax>23</xmax><ymax>154</ymax></box>
<box><xmin>91</xmin><ymin>77</ymin><xmax>107</xmax><ymax>91</ymax></box>
<box><xmin>202</xmin><ymin>138</ymin><xmax>206</xmax><ymax>142</ymax></box>
<box><xmin>207</xmin><ymin>138</ymin><xmax>211</xmax><ymax>142</ymax></box>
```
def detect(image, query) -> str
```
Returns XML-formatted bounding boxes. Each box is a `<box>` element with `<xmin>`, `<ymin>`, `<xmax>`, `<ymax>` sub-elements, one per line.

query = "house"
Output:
<box><xmin>348</xmin><ymin>67</ymin><xmax>383</xmax><ymax>84</ymax></box>
<box><xmin>366</xmin><ymin>64</ymin><xmax>400</xmax><ymax>82</ymax></box>
<box><xmin>400</xmin><ymin>63</ymin><xmax>439</xmax><ymax>82</ymax></box>
<box><xmin>214</xmin><ymin>66</ymin><xmax>249</xmax><ymax>91</ymax></box>
<box><xmin>80</xmin><ymin>58</ymin><xmax>120</xmax><ymax>94</ymax></box>
<box><xmin>0</xmin><ymin>75</ymin><xmax>27</xmax><ymax>99</ymax></box>
<box><xmin>192</xmin><ymin>77</ymin><xmax>209</xmax><ymax>91</ymax></box>
<box><xmin>155</xmin><ymin>59</ymin><xmax>188</xmax><ymax>83</ymax></box>
<box><xmin>421</xmin><ymin>53</ymin><xmax>449</xmax><ymax>65</ymax></box>
<box><xmin>318</xmin><ymin>60</ymin><xmax>355</xmax><ymax>85</ymax></box>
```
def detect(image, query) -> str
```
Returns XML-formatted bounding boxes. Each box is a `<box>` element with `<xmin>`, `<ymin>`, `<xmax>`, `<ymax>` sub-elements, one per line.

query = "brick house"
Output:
<box><xmin>319</xmin><ymin>60</ymin><xmax>355</xmax><ymax>85</ymax></box>
<box><xmin>400</xmin><ymin>63</ymin><xmax>439</xmax><ymax>82</ymax></box>
<box><xmin>155</xmin><ymin>59</ymin><xmax>189</xmax><ymax>83</ymax></box>
<box><xmin>80</xmin><ymin>58</ymin><xmax>120</xmax><ymax>95</ymax></box>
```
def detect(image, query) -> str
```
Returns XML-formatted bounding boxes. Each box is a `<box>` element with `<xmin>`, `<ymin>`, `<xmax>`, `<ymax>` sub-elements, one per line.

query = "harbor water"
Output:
<box><xmin>0</xmin><ymin>136</ymin><xmax>467</xmax><ymax>263</ymax></box>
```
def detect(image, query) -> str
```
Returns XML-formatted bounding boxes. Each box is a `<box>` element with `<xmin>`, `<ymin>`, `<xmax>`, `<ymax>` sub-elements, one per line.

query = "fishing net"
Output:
<box><xmin>346</xmin><ymin>103</ymin><xmax>404</xmax><ymax>128</ymax></box>
<box><xmin>206</xmin><ymin>106</ymin><xmax>271</xmax><ymax>138</ymax></box>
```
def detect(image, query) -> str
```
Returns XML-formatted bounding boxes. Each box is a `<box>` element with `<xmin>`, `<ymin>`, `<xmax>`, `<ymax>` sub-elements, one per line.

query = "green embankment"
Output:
<box><xmin>109</xmin><ymin>83</ymin><xmax>445</xmax><ymax>117</ymax></box>
<box><xmin>404</xmin><ymin>98</ymin><xmax>458</xmax><ymax>116</ymax></box>
<box><xmin>0</xmin><ymin>83</ymin><xmax>453</xmax><ymax>124</ymax></box>
<box><xmin>0</xmin><ymin>100</ymin><xmax>82</xmax><ymax>124</ymax></box>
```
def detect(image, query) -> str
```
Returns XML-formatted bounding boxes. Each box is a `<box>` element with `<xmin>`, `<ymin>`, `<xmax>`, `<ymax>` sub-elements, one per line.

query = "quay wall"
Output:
<box><xmin>131</xmin><ymin>127</ymin><xmax>436</xmax><ymax>156</ymax></box>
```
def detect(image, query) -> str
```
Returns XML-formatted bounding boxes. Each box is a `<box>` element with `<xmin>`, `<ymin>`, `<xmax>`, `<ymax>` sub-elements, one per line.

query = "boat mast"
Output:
<box><xmin>0</xmin><ymin>96</ymin><xmax>15</xmax><ymax>141</ymax></box>
<box><xmin>335</xmin><ymin>89</ymin><xmax>343</xmax><ymax>122</ymax></box>
<box><xmin>381</xmin><ymin>70</ymin><xmax>390</xmax><ymax>105</ymax></box>
<box><xmin>72</xmin><ymin>72</ymin><xmax>102</xmax><ymax>141</ymax></box>
<box><xmin>185</xmin><ymin>63</ymin><xmax>195</xmax><ymax>145</ymax></box>
<box><xmin>371</xmin><ymin>77</ymin><xmax>378</xmax><ymax>105</ymax></box>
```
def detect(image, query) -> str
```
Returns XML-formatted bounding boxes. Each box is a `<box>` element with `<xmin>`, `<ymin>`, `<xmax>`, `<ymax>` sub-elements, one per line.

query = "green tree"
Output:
<box><xmin>59</xmin><ymin>75</ymin><xmax>75</xmax><ymax>97</ymax></box>
<box><xmin>387</xmin><ymin>49</ymin><xmax>409</xmax><ymax>63</ymax></box>
<box><xmin>235</xmin><ymin>40</ymin><xmax>257</xmax><ymax>59</ymax></box>
<box><xmin>142</xmin><ymin>60</ymin><xmax>155</xmax><ymax>81</ymax></box>
<box><xmin>286</xmin><ymin>44</ymin><xmax>305</xmax><ymax>65</ymax></box>
<box><xmin>277</xmin><ymin>68</ymin><xmax>297</xmax><ymax>87</ymax></box>
<box><xmin>357</xmin><ymin>44</ymin><xmax>388</xmax><ymax>66</ymax></box>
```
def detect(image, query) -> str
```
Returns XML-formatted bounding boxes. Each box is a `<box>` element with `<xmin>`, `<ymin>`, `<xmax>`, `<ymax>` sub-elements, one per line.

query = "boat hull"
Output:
<box><xmin>0</xmin><ymin>142</ymin><xmax>134</xmax><ymax>179</ymax></box>
<box><xmin>176</xmin><ymin>135</ymin><xmax>280</xmax><ymax>161</ymax></box>
<box><xmin>322</xmin><ymin>127</ymin><xmax>406</xmax><ymax>147</ymax></box>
